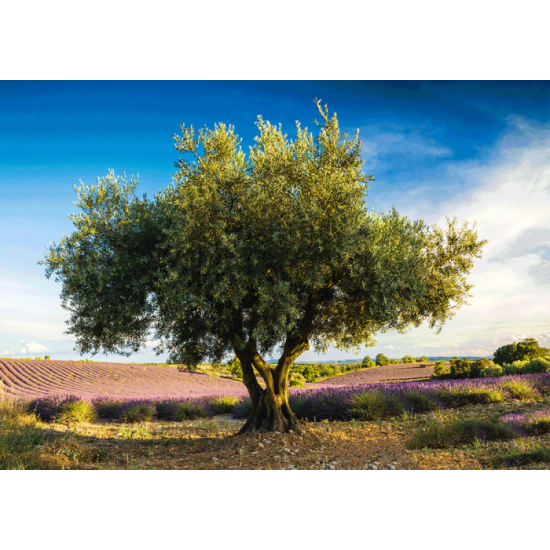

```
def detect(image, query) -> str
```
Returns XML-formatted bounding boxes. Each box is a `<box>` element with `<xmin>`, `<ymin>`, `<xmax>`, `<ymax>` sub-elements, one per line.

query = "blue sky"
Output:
<box><xmin>1</xmin><ymin>81</ymin><xmax>550</xmax><ymax>362</ymax></box>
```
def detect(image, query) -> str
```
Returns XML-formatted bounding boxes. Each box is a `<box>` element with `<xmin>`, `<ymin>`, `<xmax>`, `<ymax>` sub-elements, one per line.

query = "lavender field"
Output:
<box><xmin>0</xmin><ymin>359</ymin><xmax>250</xmax><ymax>399</ymax></box>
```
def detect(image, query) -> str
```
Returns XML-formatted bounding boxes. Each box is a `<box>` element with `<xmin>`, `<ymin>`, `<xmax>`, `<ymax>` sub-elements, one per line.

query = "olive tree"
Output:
<box><xmin>42</xmin><ymin>102</ymin><xmax>487</xmax><ymax>433</ymax></box>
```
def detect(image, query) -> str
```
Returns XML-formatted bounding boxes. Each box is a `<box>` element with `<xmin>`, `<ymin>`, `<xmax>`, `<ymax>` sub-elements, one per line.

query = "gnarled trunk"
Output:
<box><xmin>238</xmin><ymin>382</ymin><xmax>300</xmax><ymax>434</ymax></box>
<box><xmin>234</xmin><ymin>338</ymin><xmax>307</xmax><ymax>434</ymax></box>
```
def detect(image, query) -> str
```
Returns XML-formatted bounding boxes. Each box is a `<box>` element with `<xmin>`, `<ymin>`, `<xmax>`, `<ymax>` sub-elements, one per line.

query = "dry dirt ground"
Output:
<box><xmin>22</xmin><ymin>399</ymin><xmax>550</xmax><ymax>471</ymax></box>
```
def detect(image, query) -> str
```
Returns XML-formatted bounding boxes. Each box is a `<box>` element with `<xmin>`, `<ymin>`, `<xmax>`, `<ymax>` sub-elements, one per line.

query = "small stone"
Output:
<box><xmin>212</xmin><ymin>457</ymin><xmax>219</xmax><ymax>461</ymax></box>
<box><xmin>263</xmin><ymin>439</ymin><xmax>270</xmax><ymax>444</ymax></box>
<box><xmin>389</xmin><ymin>465</ymin><xmax>396</xmax><ymax>470</ymax></box>
<box><xmin>328</xmin><ymin>464</ymin><xmax>335</xmax><ymax>470</ymax></box>
<box><xmin>370</xmin><ymin>465</ymin><xmax>378</xmax><ymax>470</ymax></box>
<box><xmin>288</xmin><ymin>430</ymin><xmax>294</xmax><ymax>434</ymax></box>
<box><xmin>258</xmin><ymin>443</ymin><xmax>264</xmax><ymax>449</ymax></box>
<box><xmin>275</xmin><ymin>431</ymin><xmax>281</xmax><ymax>435</ymax></box>
<box><xmin>283</xmin><ymin>448</ymin><xmax>290</xmax><ymax>453</ymax></box>
<box><xmin>273</xmin><ymin>455</ymin><xmax>281</xmax><ymax>459</ymax></box>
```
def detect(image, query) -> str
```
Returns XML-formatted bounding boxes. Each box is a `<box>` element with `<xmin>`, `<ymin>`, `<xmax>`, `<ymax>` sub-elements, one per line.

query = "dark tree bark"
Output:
<box><xmin>233</xmin><ymin>337</ymin><xmax>308</xmax><ymax>434</ymax></box>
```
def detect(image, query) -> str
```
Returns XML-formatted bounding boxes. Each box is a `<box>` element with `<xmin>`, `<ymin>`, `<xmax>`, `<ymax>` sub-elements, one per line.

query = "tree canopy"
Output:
<box><xmin>42</xmin><ymin>101</ymin><xmax>487</xmax><ymax>432</ymax></box>
<box><xmin>493</xmin><ymin>338</ymin><xmax>549</xmax><ymax>366</ymax></box>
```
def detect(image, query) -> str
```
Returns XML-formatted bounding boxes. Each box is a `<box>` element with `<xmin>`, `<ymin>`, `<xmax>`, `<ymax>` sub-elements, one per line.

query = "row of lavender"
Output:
<box><xmin>17</xmin><ymin>373</ymin><xmax>550</xmax><ymax>423</ymax></box>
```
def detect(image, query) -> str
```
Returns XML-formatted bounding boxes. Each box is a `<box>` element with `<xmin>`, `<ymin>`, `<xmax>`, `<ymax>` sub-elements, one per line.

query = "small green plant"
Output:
<box><xmin>122</xmin><ymin>404</ymin><xmax>156</xmax><ymax>423</ymax></box>
<box><xmin>493</xmin><ymin>447</ymin><xmax>550</xmax><ymax>468</ymax></box>
<box><xmin>350</xmin><ymin>391</ymin><xmax>404</xmax><ymax>421</ymax></box>
<box><xmin>210</xmin><ymin>396</ymin><xmax>239</xmax><ymax>414</ymax></box>
<box><xmin>56</xmin><ymin>400</ymin><xmax>97</xmax><ymax>424</ymax></box>
<box><xmin>175</xmin><ymin>402</ymin><xmax>209</xmax><ymax>421</ymax></box>
<box><xmin>501</xmin><ymin>380</ymin><xmax>539</xmax><ymax>401</ymax></box>
<box><xmin>442</xmin><ymin>387</ymin><xmax>504</xmax><ymax>407</ymax></box>
<box><xmin>44</xmin><ymin>355</ymin><xmax>50</xmax><ymax>360</ymax></box>
<box><xmin>407</xmin><ymin>419</ymin><xmax>518</xmax><ymax>450</ymax></box>
<box><xmin>404</xmin><ymin>390</ymin><xmax>440</xmax><ymax>413</ymax></box>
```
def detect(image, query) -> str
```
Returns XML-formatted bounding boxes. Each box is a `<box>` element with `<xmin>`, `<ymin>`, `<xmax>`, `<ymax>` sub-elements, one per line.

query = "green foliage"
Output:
<box><xmin>494</xmin><ymin>447</ymin><xmax>550</xmax><ymax>468</ymax></box>
<box><xmin>501</xmin><ymin>380</ymin><xmax>539</xmax><ymax>401</ymax></box>
<box><xmin>450</xmin><ymin>358</ymin><xmax>472</xmax><ymax>379</ymax></box>
<box><xmin>350</xmin><ymin>391</ymin><xmax>404</xmax><ymax>420</ymax></box>
<box><xmin>122</xmin><ymin>404</ymin><xmax>156</xmax><ymax>423</ymax></box>
<box><xmin>174</xmin><ymin>402</ymin><xmax>208</xmax><ymax>421</ymax></box>
<box><xmin>403</xmin><ymin>390</ymin><xmax>440</xmax><ymax>413</ymax></box>
<box><xmin>416</xmin><ymin>356</ymin><xmax>430</xmax><ymax>362</ymax></box>
<box><xmin>210</xmin><ymin>396</ymin><xmax>239</xmax><ymax>415</ymax></box>
<box><xmin>442</xmin><ymin>387</ymin><xmax>504</xmax><ymax>407</ymax></box>
<box><xmin>41</xmin><ymin>103</ymin><xmax>487</xmax><ymax>396</ymax></box>
<box><xmin>288</xmin><ymin>372</ymin><xmax>306</xmax><ymax>388</ymax></box>
<box><xmin>493</xmin><ymin>338</ymin><xmax>549</xmax><ymax>366</ymax></box>
<box><xmin>407</xmin><ymin>419</ymin><xmax>518</xmax><ymax>450</ymax></box>
<box><xmin>227</xmin><ymin>356</ymin><xmax>242</xmax><ymax>378</ymax></box>
<box><xmin>44</xmin><ymin>356</ymin><xmax>50</xmax><ymax>360</ymax></box>
<box><xmin>375</xmin><ymin>353</ymin><xmax>389</xmax><ymax>366</ymax></box>
<box><xmin>402</xmin><ymin>354</ymin><xmax>415</xmax><ymax>364</ymax></box>
<box><xmin>524</xmin><ymin>357</ymin><xmax>550</xmax><ymax>374</ymax></box>
<box><xmin>362</xmin><ymin>355</ymin><xmax>371</xmax><ymax>366</ymax></box>
<box><xmin>56</xmin><ymin>400</ymin><xmax>97</xmax><ymax>424</ymax></box>
<box><xmin>469</xmin><ymin>358</ymin><xmax>491</xmax><ymax>379</ymax></box>
<box><xmin>388</xmin><ymin>359</ymin><xmax>402</xmax><ymax>364</ymax></box>
<box><xmin>433</xmin><ymin>360</ymin><xmax>450</xmax><ymax>377</ymax></box>
<box><xmin>481</xmin><ymin>364</ymin><xmax>504</xmax><ymax>378</ymax></box>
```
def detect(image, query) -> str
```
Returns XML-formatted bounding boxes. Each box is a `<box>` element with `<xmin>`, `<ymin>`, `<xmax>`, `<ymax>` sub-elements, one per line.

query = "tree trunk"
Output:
<box><xmin>234</xmin><ymin>338</ymin><xmax>307</xmax><ymax>435</ymax></box>
<box><xmin>237</xmin><ymin>383</ymin><xmax>300</xmax><ymax>435</ymax></box>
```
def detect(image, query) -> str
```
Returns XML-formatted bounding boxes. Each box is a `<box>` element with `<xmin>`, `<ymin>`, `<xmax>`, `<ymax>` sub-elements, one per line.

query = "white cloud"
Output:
<box><xmin>20</xmin><ymin>341</ymin><xmax>48</xmax><ymax>354</ymax></box>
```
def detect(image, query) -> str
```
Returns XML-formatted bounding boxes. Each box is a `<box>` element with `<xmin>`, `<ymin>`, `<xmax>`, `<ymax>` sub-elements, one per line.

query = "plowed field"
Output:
<box><xmin>0</xmin><ymin>359</ymin><xmax>249</xmax><ymax>399</ymax></box>
<box><xmin>321</xmin><ymin>362</ymin><xmax>436</xmax><ymax>385</ymax></box>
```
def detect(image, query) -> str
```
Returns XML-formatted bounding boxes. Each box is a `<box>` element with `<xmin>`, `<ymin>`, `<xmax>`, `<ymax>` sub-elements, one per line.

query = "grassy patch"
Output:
<box><xmin>407</xmin><ymin>419</ymin><xmax>518</xmax><ymax>450</ymax></box>
<box><xmin>350</xmin><ymin>391</ymin><xmax>405</xmax><ymax>421</ymax></box>
<box><xmin>492</xmin><ymin>447</ymin><xmax>550</xmax><ymax>468</ymax></box>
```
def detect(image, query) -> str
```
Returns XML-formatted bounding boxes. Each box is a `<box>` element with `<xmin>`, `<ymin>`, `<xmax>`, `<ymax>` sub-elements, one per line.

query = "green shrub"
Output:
<box><xmin>288</xmin><ymin>373</ymin><xmax>306</xmax><ymax>388</ymax></box>
<box><xmin>407</xmin><ymin>419</ymin><xmax>518</xmax><ymax>450</ymax></box>
<box><xmin>470</xmin><ymin>358</ymin><xmax>491</xmax><ymax>379</ymax></box>
<box><xmin>495</xmin><ymin>447</ymin><xmax>550</xmax><ymax>468</ymax></box>
<box><xmin>210</xmin><ymin>396</ymin><xmax>239</xmax><ymax>414</ymax></box>
<box><xmin>501</xmin><ymin>380</ymin><xmax>539</xmax><ymax>401</ymax></box>
<box><xmin>350</xmin><ymin>391</ymin><xmax>404</xmax><ymax>421</ymax></box>
<box><xmin>122</xmin><ymin>404</ymin><xmax>156</xmax><ymax>423</ymax></box>
<box><xmin>503</xmin><ymin>364</ymin><xmax>518</xmax><ymax>376</ymax></box>
<box><xmin>402</xmin><ymin>354</ymin><xmax>415</xmax><ymax>364</ymax></box>
<box><xmin>416</xmin><ymin>356</ymin><xmax>430</xmax><ymax>363</ymax></box>
<box><xmin>375</xmin><ymin>353</ymin><xmax>389</xmax><ymax>366</ymax></box>
<box><xmin>388</xmin><ymin>359</ymin><xmax>402</xmax><ymax>365</ymax></box>
<box><xmin>403</xmin><ymin>390</ymin><xmax>440</xmax><ymax>413</ymax></box>
<box><xmin>175</xmin><ymin>402</ymin><xmax>208</xmax><ymax>421</ymax></box>
<box><xmin>57</xmin><ymin>400</ymin><xmax>97</xmax><ymax>424</ymax></box>
<box><xmin>433</xmin><ymin>360</ymin><xmax>450</xmax><ymax>377</ymax></box>
<box><xmin>442</xmin><ymin>387</ymin><xmax>504</xmax><ymax>407</ymax></box>
<box><xmin>302</xmin><ymin>366</ymin><xmax>318</xmax><ymax>383</ymax></box>
<box><xmin>524</xmin><ymin>357</ymin><xmax>550</xmax><ymax>374</ymax></box>
<box><xmin>450</xmin><ymin>358</ymin><xmax>472</xmax><ymax>379</ymax></box>
<box><xmin>481</xmin><ymin>364</ymin><xmax>503</xmax><ymax>378</ymax></box>
<box><xmin>44</xmin><ymin>356</ymin><xmax>50</xmax><ymax>360</ymax></box>
<box><xmin>227</xmin><ymin>356</ymin><xmax>242</xmax><ymax>378</ymax></box>
<box><xmin>362</xmin><ymin>355</ymin><xmax>371</xmax><ymax>366</ymax></box>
